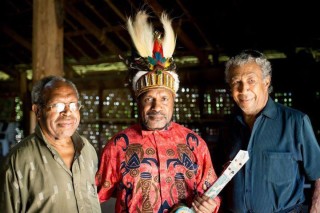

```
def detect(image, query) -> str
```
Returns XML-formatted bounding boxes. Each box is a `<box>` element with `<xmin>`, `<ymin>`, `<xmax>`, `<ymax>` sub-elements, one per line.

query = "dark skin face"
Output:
<box><xmin>229</xmin><ymin>62</ymin><xmax>270</xmax><ymax>116</ymax></box>
<box><xmin>32</xmin><ymin>81</ymin><xmax>80</xmax><ymax>141</ymax></box>
<box><xmin>138</xmin><ymin>88</ymin><xmax>175</xmax><ymax>131</ymax></box>
<box><xmin>228</xmin><ymin>62</ymin><xmax>270</xmax><ymax>128</ymax></box>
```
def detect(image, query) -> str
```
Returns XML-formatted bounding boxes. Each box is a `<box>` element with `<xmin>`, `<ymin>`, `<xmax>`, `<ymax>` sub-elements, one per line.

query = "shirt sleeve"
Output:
<box><xmin>95</xmin><ymin>137</ymin><xmax>121</xmax><ymax>202</ymax></box>
<box><xmin>192</xmin><ymin>135</ymin><xmax>219</xmax><ymax>197</ymax></box>
<box><xmin>0</xmin><ymin>156</ymin><xmax>22</xmax><ymax>213</ymax></box>
<box><xmin>195</xmin><ymin>137</ymin><xmax>221</xmax><ymax>212</ymax></box>
<box><xmin>300</xmin><ymin>114</ymin><xmax>320</xmax><ymax>180</ymax></box>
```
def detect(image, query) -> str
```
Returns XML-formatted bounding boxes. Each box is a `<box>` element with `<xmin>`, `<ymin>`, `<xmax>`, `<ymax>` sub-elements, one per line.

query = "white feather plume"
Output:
<box><xmin>127</xmin><ymin>11</ymin><xmax>153</xmax><ymax>57</ymax></box>
<box><xmin>161</xmin><ymin>12</ymin><xmax>176</xmax><ymax>58</ymax></box>
<box><xmin>169</xmin><ymin>71</ymin><xmax>180</xmax><ymax>93</ymax></box>
<box><xmin>129</xmin><ymin>11</ymin><xmax>179</xmax><ymax>96</ymax></box>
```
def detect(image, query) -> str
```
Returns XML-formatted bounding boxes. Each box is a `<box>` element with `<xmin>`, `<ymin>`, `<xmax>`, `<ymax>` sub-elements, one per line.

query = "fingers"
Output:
<box><xmin>192</xmin><ymin>199</ymin><xmax>207</xmax><ymax>213</ymax></box>
<box><xmin>192</xmin><ymin>195</ymin><xmax>217</xmax><ymax>213</ymax></box>
<box><xmin>203</xmin><ymin>183</ymin><xmax>207</xmax><ymax>191</ymax></box>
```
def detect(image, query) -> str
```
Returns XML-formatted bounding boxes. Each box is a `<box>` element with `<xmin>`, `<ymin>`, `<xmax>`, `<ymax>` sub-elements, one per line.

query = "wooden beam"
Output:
<box><xmin>66</xmin><ymin>37</ymin><xmax>91</xmax><ymax>59</ymax></box>
<box><xmin>1</xmin><ymin>26</ymin><xmax>32</xmax><ymax>50</ymax></box>
<box><xmin>64</xmin><ymin>63</ymin><xmax>80</xmax><ymax>79</ymax></box>
<box><xmin>66</xmin><ymin>5</ymin><xmax>122</xmax><ymax>56</ymax></box>
<box><xmin>86</xmin><ymin>0</ymin><xmax>131</xmax><ymax>49</ymax></box>
<box><xmin>176</xmin><ymin>0</ymin><xmax>213</xmax><ymax>50</ymax></box>
<box><xmin>104</xmin><ymin>0</ymin><xmax>126</xmax><ymax>22</ymax></box>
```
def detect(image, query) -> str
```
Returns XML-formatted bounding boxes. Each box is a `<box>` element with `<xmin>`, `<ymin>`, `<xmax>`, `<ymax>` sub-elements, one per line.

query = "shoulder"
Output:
<box><xmin>111</xmin><ymin>124</ymin><xmax>141</xmax><ymax>139</ymax></box>
<box><xmin>79</xmin><ymin>135</ymin><xmax>97</xmax><ymax>153</ymax></box>
<box><xmin>170</xmin><ymin>122</ymin><xmax>198</xmax><ymax>135</ymax></box>
<box><xmin>1</xmin><ymin>134</ymin><xmax>38</xmax><ymax>170</ymax></box>
<box><xmin>8</xmin><ymin>134</ymin><xmax>38</xmax><ymax>156</ymax></box>
<box><xmin>271</xmin><ymin>102</ymin><xmax>317</xmax><ymax>134</ymax></box>
<box><xmin>170</xmin><ymin>122</ymin><xmax>207</xmax><ymax>145</ymax></box>
<box><xmin>275</xmin><ymin>102</ymin><xmax>307</xmax><ymax>119</ymax></box>
<box><xmin>103</xmin><ymin>124</ymin><xmax>141</xmax><ymax>146</ymax></box>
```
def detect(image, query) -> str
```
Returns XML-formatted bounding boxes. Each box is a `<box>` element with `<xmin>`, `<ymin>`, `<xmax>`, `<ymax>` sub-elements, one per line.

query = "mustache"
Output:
<box><xmin>147</xmin><ymin>111</ymin><xmax>165</xmax><ymax>117</ymax></box>
<box><xmin>57</xmin><ymin>116</ymin><xmax>76</xmax><ymax>122</ymax></box>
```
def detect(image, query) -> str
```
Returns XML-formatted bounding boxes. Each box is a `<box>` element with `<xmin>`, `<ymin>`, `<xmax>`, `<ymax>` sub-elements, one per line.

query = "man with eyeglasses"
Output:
<box><xmin>216</xmin><ymin>50</ymin><xmax>320</xmax><ymax>212</ymax></box>
<box><xmin>0</xmin><ymin>76</ymin><xmax>101</xmax><ymax>213</ymax></box>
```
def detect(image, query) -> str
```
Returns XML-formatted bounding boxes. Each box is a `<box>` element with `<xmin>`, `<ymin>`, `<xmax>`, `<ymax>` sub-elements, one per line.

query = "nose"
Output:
<box><xmin>238</xmin><ymin>82</ymin><xmax>249</xmax><ymax>93</ymax></box>
<box><xmin>61</xmin><ymin>104</ymin><xmax>72</xmax><ymax>116</ymax></box>
<box><xmin>151</xmin><ymin>100</ymin><xmax>162</xmax><ymax>112</ymax></box>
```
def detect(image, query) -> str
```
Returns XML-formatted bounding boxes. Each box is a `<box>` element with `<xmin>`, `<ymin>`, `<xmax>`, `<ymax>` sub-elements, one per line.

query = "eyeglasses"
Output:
<box><xmin>45</xmin><ymin>102</ymin><xmax>82</xmax><ymax>113</ymax></box>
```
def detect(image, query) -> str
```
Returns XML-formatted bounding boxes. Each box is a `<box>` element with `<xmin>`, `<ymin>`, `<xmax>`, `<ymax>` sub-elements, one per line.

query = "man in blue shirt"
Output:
<box><xmin>218</xmin><ymin>50</ymin><xmax>320</xmax><ymax>212</ymax></box>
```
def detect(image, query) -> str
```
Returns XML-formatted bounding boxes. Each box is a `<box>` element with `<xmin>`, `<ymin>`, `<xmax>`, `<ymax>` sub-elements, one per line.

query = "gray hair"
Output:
<box><xmin>31</xmin><ymin>75</ymin><xmax>79</xmax><ymax>105</ymax></box>
<box><xmin>224</xmin><ymin>50</ymin><xmax>273</xmax><ymax>93</ymax></box>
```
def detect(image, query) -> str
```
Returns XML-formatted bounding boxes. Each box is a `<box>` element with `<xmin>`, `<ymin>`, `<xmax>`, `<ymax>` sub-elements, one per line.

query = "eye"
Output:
<box><xmin>231</xmin><ymin>79</ymin><xmax>240</xmax><ymax>87</ymax></box>
<box><xmin>54</xmin><ymin>103</ymin><xmax>65</xmax><ymax>112</ymax></box>
<box><xmin>248</xmin><ymin>78</ymin><xmax>256</xmax><ymax>84</ymax></box>
<box><xmin>232</xmin><ymin>80</ymin><xmax>239</xmax><ymax>85</ymax></box>
<box><xmin>144</xmin><ymin>97</ymin><xmax>153</xmax><ymax>103</ymax></box>
<box><xmin>162</xmin><ymin>97</ymin><xmax>169</xmax><ymax>102</ymax></box>
<box><xmin>69</xmin><ymin>102</ymin><xmax>82</xmax><ymax>111</ymax></box>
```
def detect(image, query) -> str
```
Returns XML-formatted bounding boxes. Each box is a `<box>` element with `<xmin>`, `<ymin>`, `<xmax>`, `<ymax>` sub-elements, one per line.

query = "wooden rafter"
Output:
<box><xmin>65</xmin><ymin>4</ymin><xmax>123</xmax><ymax>56</ymax></box>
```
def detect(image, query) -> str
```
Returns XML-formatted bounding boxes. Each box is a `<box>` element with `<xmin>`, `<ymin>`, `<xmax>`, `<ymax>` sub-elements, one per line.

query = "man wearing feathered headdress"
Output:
<box><xmin>95</xmin><ymin>10</ymin><xmax>220</xmax><ymax>213</ymax></box>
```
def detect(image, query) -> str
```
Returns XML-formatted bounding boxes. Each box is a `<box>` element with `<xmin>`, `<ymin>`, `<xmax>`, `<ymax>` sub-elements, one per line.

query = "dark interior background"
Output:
<box><xmin>0</xmin><ymin>0</ymin><xmax>319</xmax><ymax>211</ymax></box>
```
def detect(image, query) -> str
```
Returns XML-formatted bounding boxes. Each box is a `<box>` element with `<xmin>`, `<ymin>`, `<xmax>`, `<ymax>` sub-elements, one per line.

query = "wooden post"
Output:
<box><xmin>32</xmin><ymin>0</ymin><xmax>64</xmax><ymax>82</ymax></box>
<box><xmin>31</xmin><ymin>0</ymin><xmax>64</xmax><ymax>132</ymax></box>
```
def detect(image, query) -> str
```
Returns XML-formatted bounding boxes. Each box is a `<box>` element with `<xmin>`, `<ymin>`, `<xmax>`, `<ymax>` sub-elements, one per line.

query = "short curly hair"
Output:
<box><xmin>31</xmin><ymin>75</ymin><xmax>79</xmax><ymax>105</ymax></box>
<box><xmin>224</xmin><ymin>50</ymin><xmax>273</xmax><ymax>93</ymax></box>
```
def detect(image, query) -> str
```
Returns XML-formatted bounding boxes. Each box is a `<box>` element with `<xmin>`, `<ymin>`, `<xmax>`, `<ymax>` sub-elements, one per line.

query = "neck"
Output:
<box><xmin>243</xmin><ymin>115</ymin><xmax>256</xmax><ymax>130</ymax></box>
<box><xmin>141</xmin><ymin>121</ymin><xmax>171</xmax><ymax>131</ymax></box>
<box><xmin>43</xmin><ymin>133</ymin><xmax>75</xmax><ymax>169</ymax></box>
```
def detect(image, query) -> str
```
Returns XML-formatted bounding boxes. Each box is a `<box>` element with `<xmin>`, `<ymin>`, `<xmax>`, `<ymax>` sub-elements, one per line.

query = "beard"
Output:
<box><xmin>141</xmin><ymin>111</ymin><xmax>171</xmax><ymax>131</ymax></box>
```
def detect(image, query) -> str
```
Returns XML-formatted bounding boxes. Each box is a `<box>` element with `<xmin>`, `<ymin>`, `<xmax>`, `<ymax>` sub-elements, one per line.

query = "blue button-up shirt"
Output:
<box><xmin>222</xmin><ymin>97</ymin><xmax>320</xmax><ymax>213</ymax></box>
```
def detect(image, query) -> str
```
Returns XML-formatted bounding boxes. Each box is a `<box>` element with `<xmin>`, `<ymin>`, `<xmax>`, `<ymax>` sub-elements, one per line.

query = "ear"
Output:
<box><xmin>32</xmin><ymin>104</ymin><xmax>41</xmax><ymax>118</ymax></box>
<box><xmin>264</xmin><ymin>76</ymin><xmax>271</xmax><ymax>88</ymax></box>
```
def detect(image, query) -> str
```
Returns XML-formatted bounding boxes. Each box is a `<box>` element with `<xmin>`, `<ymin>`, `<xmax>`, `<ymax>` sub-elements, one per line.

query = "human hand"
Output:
<box><xmin>191</xmin><ymin>194</ymin><xmax>219</xmax><ymax>213</ymax></box>
<box><xmin>191</xmin><ymin>184</ymin><xmax>220</xmax><ymax>213</ymax></box>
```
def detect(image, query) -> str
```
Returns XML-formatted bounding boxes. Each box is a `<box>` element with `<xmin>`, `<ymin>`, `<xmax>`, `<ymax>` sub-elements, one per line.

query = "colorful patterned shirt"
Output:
<box><xmin>96</xmin><ymin>122</ymin><xmax>220</xmax><ymax>212</ymax></box>
<box><xmin>0</xmin><ymin>125</ymin><xmax>101</xmax><ymax>213</ymax></box>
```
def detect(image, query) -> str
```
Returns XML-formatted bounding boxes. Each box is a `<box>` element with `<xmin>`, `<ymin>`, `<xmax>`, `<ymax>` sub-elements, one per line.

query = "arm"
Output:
<box><xmin>310</xmin><ymin>178</ymin><xmax>320</xmax><ymax>213</ymax></box>
<box><xmin>95</xmin><ymin>138</ymin><xmax>121</xmax><ymax>202</ymax></box>
<box><xmin>0</xmin><ymin>160</ymin><xmax>22</xmax><ymax>213</ymax></box>
<box><xmin>190</xmin><ymin>136</ymin><xmax>221</xmax><ymax>213</ymax></box>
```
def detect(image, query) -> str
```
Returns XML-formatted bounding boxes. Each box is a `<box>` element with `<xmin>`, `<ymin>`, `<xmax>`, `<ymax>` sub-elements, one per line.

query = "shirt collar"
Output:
<box><xmin>35</xmin><ymin>124</ymin><xmax>84</xmax><ymax>156</ymax></box>
<box><xmin>235</xmin><ymin>96</ymin><xmax>278</xmax><ymax>123</ymax></box>
<box><xmin>139</xmin><ymin>122</ymin><xmax>174</xmax><ymax>137</ymax></box>
<box><xmin>260</xmin><ymin>97</ymin><xmax>277</xmax><ymax>120</ymax></box>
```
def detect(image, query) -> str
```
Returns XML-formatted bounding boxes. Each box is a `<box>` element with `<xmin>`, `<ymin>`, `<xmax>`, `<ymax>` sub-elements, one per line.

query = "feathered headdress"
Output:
<box><xmin>125</xmin><ymin>10</ymin><xmax>179</xmax><ymax>97</ymax></box>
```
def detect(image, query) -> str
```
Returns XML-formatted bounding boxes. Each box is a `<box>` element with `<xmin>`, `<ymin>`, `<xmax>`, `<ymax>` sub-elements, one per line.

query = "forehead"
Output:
<box><xmin>43</xmin><ymin>81</ymin><xmax>77</xmax><ymax>100</ymax></box>
<box><xmin>140</xmin><ymin>88</ymin><xmax>173</xmax><ymax>97</ymax></box>
<box><xmin>230</xmin><ymin>62</ymin><xmax>262</xmax><ymax>78</ymax></box>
